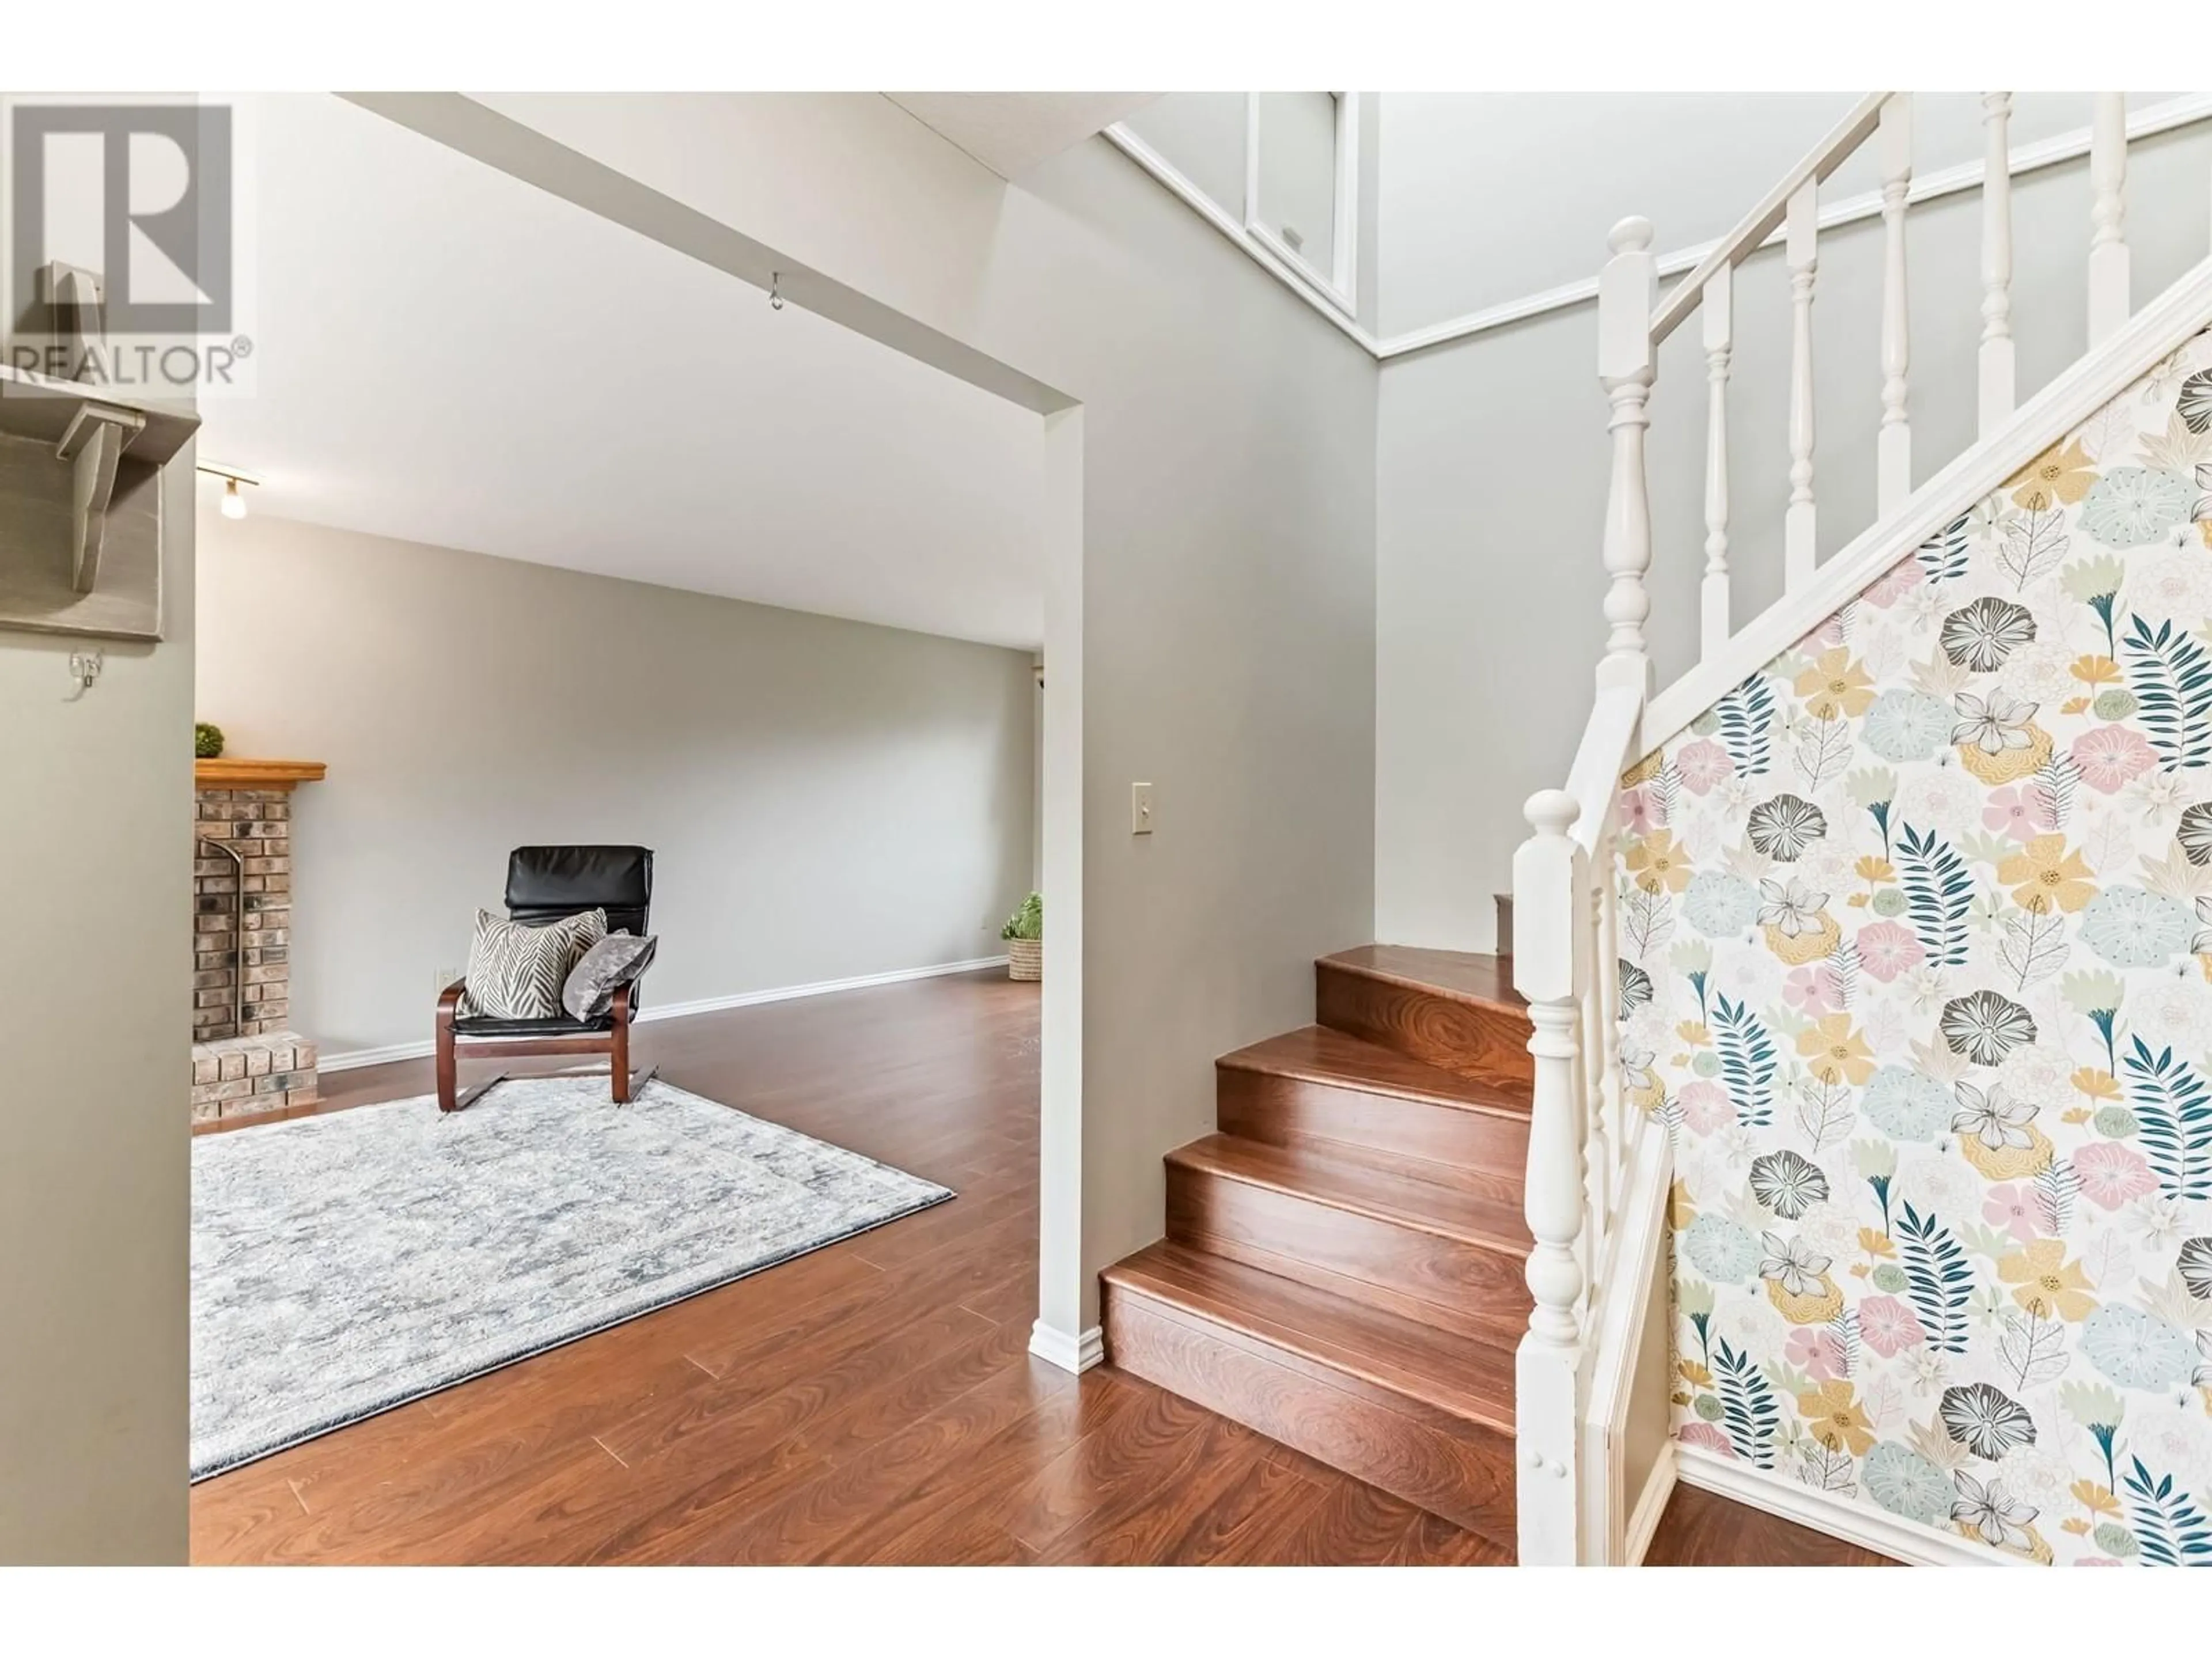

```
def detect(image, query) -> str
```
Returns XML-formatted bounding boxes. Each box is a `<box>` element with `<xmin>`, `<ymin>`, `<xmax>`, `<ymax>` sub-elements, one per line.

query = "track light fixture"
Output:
<box><xmin>198</xmin><ymin>460</ymin><xmax>262</xmax><ymax>520</ymax></box>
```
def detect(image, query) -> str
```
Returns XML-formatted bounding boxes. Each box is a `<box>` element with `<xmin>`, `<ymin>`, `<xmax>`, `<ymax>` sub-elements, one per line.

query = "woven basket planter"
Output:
<box><xmin>1006</xmin><ymin>937</ymin><xmax>1043</xmax><ymax>981</ymax></box>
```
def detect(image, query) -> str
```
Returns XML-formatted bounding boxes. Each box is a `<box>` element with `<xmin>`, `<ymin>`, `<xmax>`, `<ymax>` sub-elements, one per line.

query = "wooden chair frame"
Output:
<box><xmin>434</xmin><ymin>980</ymin><xmax>638</xmax><ymax>1113</ymax></box>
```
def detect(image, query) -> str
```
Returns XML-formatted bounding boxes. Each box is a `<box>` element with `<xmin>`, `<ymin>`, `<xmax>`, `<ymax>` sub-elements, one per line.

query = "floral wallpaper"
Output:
<box><xmin>1628</xmin><ymin>328</ymin><xmax>2212</xmax><ymax>1565</ymax></box>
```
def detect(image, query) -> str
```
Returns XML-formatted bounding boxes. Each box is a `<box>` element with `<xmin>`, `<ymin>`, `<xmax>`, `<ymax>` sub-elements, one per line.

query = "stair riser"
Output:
<box><xmin>1166</xmin><ymin>1165</ymin><xmax>1532</xmax><ymax>1347</ymax></box>
<box><xmin>1216</xmin><ymin>1064</ymin><xmax>1531</xmax><ymax>1176</ymax></box>
<box><xmin>1315</xmin><ymin>965</ymin><xmax>1532</xmax><ymax>1091</ymax></box>
<box><xmin>1102</xmin><ymin>1287</ymin><xmax>1515</xmax><ymax>1543</ymax></box>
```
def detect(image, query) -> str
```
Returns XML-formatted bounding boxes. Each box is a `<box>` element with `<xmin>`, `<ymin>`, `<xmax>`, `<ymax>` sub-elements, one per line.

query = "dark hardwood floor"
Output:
<box><xmin>1643</xmin><ymin>1483</ymin><xmax>1900</xmax><ymax>1568</ymax></box>
<box><xmin>189</xmin><ymin>969</ymin><xmax>1887</xmax><ymax>1566</ymax></box>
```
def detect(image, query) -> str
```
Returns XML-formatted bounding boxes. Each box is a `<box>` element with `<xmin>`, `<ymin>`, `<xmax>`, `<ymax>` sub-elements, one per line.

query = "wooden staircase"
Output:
<box><xmin>1101</xmin><ymin>945</ymin><xmax>1532</xmax><ymax>1549</ymax></box>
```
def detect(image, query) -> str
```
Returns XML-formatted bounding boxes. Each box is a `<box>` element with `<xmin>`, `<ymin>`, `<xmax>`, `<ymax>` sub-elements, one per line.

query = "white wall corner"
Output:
<box><xmin>1028</xmin><ymin>1320</ymin><xmax>1104</xmax><ymax>1374</ymax></box>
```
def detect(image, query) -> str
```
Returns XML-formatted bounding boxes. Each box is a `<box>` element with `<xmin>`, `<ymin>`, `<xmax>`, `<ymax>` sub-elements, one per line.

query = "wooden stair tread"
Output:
<box><xmin>1221</xmin><ymin>1025</ymin><xmax>1530</xmax><ymax>1119</ymax></box>
<box><xmin>1319</xmin><ymin>946</ymin><xmax>1525</xmax><ymax>1014</ymax></box>
<box><xmin>1104</xmin><ymin>1241</ymin><xmax>1516</xmax><ymax>1433</ymax></box>
<box><xmin>1166</xmin><ymin>1134</ymin><xmax>1528</xmax><ymax>1255</ymax></box>
<box><xmin>1104</xmin><ymin>941</ymin><xmax>1539</xmax><ymax>1531</ymax></box>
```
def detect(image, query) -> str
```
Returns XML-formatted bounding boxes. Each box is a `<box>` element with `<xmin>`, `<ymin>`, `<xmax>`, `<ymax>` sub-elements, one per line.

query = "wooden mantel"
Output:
<box><xmin>194</xmin><ymin>758</ymin><xmax>327</xmax><ymax>789</ymax></box>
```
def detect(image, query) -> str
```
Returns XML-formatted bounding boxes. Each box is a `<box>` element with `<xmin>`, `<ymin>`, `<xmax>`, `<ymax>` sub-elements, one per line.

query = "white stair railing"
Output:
<box><xmin>1510</xmin><ymin>90</ymin><xmax>2179</xmax><ymax>1565</ymax></box>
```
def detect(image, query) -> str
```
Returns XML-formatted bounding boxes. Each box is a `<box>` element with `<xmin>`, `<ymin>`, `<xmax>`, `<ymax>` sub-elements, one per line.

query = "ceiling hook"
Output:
<box><xmin>769</xmin><ymin>272</ymin><xmax>783</xmax><ymax>312</ymax></box>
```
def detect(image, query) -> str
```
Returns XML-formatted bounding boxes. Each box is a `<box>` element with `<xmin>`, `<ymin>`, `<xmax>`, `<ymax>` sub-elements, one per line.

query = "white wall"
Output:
<box><xmin>1376</xmin><ymin>120</ymin><xmax>2212</xmax><ymax>953</ymax></box>
<box><xmin>1115</xmin><ymin>90</ymin><xmax>1386</xmax><ymax>336</ymax></box>
<box><xmin>1374</xmin><ymin>92</ymin><xmax>2190</xmax><ymax>338</ymax></box>
<box><xmin>1120</xmin><ymin>93</ymin><xmax>1249</xmax><ymax>231</ymax></box>
<box><xmin>200</xmin><ymin>92</ymin><xmax>1050</xmax><ymax>656</ymax></box>
<box><xmin>1032</xmin><ymin>652</ymin><xmax>1045</xmax><ymax>892</ymax></box>
<box><xmin>196</xmin><ymin>512</ymin><xmax>1039</xmax><ymax>1057</ymax></box>
<box><xmin>0</xmin><ymin>444</ymin><xmax>192</xmax><ymax>1563</ymax></box>
<box><xmin>412</xmin><ymin>94</ymin><xmax>1380</xmax><ymax>1339</ymax></box>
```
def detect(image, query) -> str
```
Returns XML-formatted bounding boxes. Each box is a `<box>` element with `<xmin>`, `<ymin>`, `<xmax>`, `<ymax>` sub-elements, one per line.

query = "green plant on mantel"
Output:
<box><xmin>1000</xmin><ymin>892</ymin><xmax>1042</xmax><ymax>941</ymax></box>
<box><xmin>194</xmin><ymin>722</ymin><xmax>225</xmax><ymax>759</ymax></box>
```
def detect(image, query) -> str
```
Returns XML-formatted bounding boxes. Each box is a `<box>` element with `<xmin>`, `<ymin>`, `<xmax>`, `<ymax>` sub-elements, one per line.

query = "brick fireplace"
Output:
<box><xmin>191</xmin><ymin>759</ymin><xmax>326</xmax><ymax>1122</ymax></box>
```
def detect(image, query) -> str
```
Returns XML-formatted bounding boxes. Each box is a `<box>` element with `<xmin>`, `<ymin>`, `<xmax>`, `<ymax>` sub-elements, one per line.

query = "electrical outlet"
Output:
<box><xmin>436</xmin><ymin>965</ymin><xmax>463</xmax><ymax>995</ymax></box>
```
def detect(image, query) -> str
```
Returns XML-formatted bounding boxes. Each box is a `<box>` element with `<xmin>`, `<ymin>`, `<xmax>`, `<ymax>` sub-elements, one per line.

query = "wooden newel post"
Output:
<box><xmin>1597</xmin><ymin>217</ymin><xmax>1657</xmax><ymax>698</ymax></box>
<box><xmin>1513</xmin><ymin>787</ymin><xmax>1590</xmax><ymax>1565</ymax></box>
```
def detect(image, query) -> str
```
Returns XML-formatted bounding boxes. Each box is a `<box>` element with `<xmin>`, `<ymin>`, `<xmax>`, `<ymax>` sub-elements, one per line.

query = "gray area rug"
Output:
<box><xmin>190</xmin><ymin>1075</ymin><xmax>952</xmax><ymax>1480</ymax></box>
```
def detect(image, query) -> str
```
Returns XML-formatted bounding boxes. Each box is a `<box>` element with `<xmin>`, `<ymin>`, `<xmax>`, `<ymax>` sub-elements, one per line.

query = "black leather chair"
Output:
<box><xmin>435</xmin><ymin>845</ymin><xmax>655</xmax><ymax>1113</ymax></box>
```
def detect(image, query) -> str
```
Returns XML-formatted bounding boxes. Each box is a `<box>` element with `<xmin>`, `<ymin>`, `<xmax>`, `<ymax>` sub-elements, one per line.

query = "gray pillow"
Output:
<box><xmin>562</xmin><ymin>931</ymin><xmax>658</xmax><ymax>1021</ymax></box>
<box><xmin>460</xmin><ymin>907</ymin><xmax>607</xmax><ymax>1019</ymax></box>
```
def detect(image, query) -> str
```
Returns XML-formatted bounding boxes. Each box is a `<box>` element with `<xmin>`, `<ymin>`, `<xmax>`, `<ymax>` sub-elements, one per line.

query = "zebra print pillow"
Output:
<box><xmin>460</xmin><ymin>907</ymin><xmax>607</xmax><ymax>1020</ymax></box>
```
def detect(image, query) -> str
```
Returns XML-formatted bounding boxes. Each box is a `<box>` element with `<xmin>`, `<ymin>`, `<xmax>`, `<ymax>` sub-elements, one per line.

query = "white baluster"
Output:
<box><xmin>1574</xmin><ymin>986</ymin><xmax>1599</xmax><ymax>1294</ymax></box>
<box><xmin>1597</xmin><ymin>217</ymin><xmax>1657</xmax><ymax>696</ymax></box>
<box><xmin>1580</xmin><ymin>870</ymin><xmax>1608</xmax><ymax>1266</ymax></box>
<box><xmin>1598</xmin><ymin>843</ymin><xmax>1622</xmax><ymax>1182</ymax></box>
<box><xmin>1877</xmin><ymin>94</ymin><xmax>1912</xmax><ymax>517</ymax></box>
<box><xmin>1979</xmin><ymin>93</ymin><xmax>2016</xmax><ymax>436</ymax></box>
<box><xmin>1785</xmin><ymin>180</ymin><xmax>1819</xmax><ymax>592</ymax></box>
<box><xmin>2089</xmin><ymin>92</ymin><xmax>2130</xmax><ymax>345</ymax></box>
<box><xmin>1513</xmin><ymin>788</ymin><xmax>1590</xmax><ymax>1567</ymax></box>
<box><xmin>1699</xmin><ymin>263</ymin><xmax>1732</xmax><ymax>661</ymax></box>
<box><xmin>1588</xmin><ymin>846</ymin><xmax>1618</xmax><ymax>1253</ymax></box>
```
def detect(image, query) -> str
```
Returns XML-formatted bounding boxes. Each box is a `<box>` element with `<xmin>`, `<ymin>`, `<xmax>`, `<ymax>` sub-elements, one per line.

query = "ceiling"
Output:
<box><xmin>199</xmin><ymin>93</ymin><xmax>1047</xmax><ymax>650</ymax></box>
<box><xmin>884</xmin><ymin>93</ymin><xmax>1156</xmax><ymax>179</ymax></box>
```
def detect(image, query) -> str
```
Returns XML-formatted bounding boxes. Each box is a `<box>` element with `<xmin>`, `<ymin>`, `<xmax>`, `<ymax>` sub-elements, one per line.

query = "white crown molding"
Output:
<box><xmin>318</xmin><ymin>953</ymin><xmax>1012</xmax><ymax>1073</ymax></box>
<box><xmin>1673</xmin><ymin>1442</ymin><xmax>2034</xmax><ymax>1567</ymax></box>
<box><xmin>1642</xmin><ymin>255</ymin><xmax>2212</xmax><ymax>755</ymax></box>
<box><xmin>1028</xmin><ymin>1319</ymin><xmax>1104</xmax><ymax>1374</ymax></box>
<box><xmin>1105</xmin><ymin>94</ymin><xmax>2212</xmax><ymax>365</ymax></box>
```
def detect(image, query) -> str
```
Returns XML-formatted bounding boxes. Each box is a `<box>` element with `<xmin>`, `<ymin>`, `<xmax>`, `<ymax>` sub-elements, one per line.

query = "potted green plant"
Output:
<box><xmin>195</xmin><ymin>721</ymin><xmax>225</xmax><ymax>759</ymax></box>
<box><xmin>1000</xmin><ymin>891</ymin><xmax>1042</xmax><ymax>981</ymax></box>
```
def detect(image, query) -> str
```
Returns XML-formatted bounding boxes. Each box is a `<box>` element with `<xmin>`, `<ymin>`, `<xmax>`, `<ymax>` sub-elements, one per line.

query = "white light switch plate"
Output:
<box><xmin>1131</xmin><ymin>782</ymin><xmax>1155</xmax><ymax>835</ymax></box>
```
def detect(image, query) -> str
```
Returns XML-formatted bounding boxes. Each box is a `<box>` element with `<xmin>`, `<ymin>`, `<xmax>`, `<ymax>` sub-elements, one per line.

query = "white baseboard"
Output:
<box><xmin>1673</xmin><ymin>1441</ymin><xmax>2029</xmax><ymax>1567</ymax></box>
<box><xmin>1029</xmin><ymin>1320</ymin><xmax>1104</xmax><ymax>1375</ymax></box>
<box><xmin>1622</xmin><ymin>1440</ymin><xmax>1678</xmax><ymax>1566</ymax></box>
<box><xmin>318</xmin><ymin>954</ymin><xmax>1013</xmax><ymax>1073</ymax></box>
<box><xmin>317</xmin><ymin>1036</ymin><xmax>441</xmax><ymax>1073</ymax></box>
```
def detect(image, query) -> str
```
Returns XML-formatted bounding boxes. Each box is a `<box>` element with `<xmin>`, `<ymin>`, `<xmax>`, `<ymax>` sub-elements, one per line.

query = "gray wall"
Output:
<box><xmin>986</xmin><ymin>135</ymin><xmax>1378</xmax><ymax>1325</ymax></box>
<box><xmin>196</xmin><ymin>512</ymin><xmax>1039</xmax><ymax>1057</ymax></box>
<box><xmin>0</xmin><ymin>446</ymin><xmax>193</xmax><ymax>1562</ymax></box>
<box><xmin>448</xmin><ymin>94</ymin><xmax>1381</xmax><ymax>1332</ymax></box>
<box><xmin>1377</xmin><ymin>122</ymin><xmax>2212</xmax><ymax>953</ymax></box>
